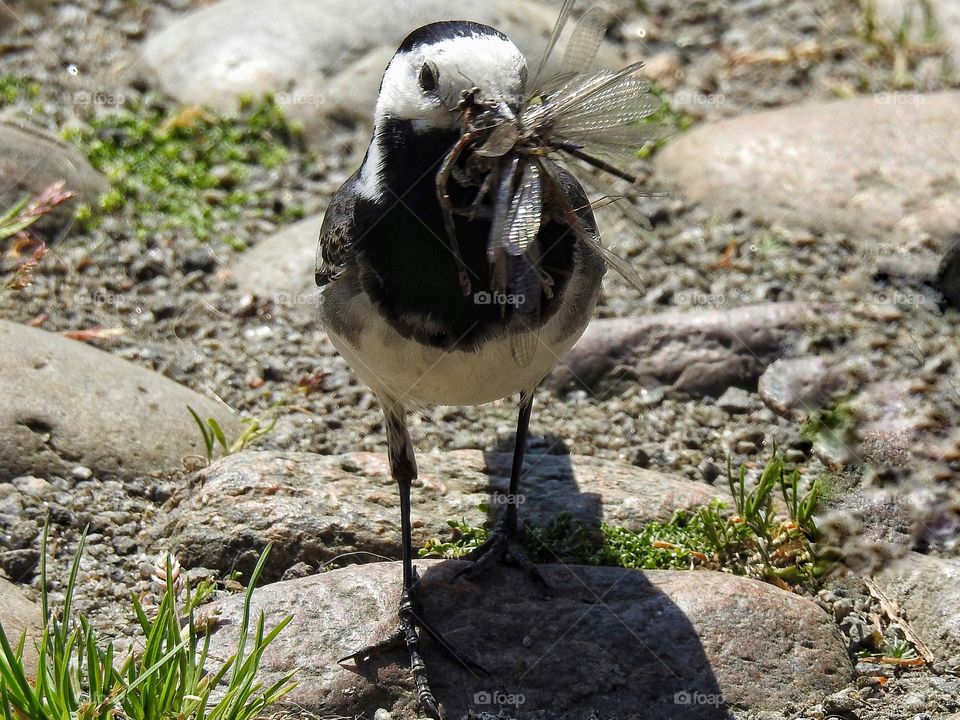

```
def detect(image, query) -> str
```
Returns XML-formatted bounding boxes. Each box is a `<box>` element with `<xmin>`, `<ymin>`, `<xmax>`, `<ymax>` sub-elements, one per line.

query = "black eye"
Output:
<box><xmin>418</xmin><ymin>61</ymin><xmax>439</xmax><ymax>92</ymax></box>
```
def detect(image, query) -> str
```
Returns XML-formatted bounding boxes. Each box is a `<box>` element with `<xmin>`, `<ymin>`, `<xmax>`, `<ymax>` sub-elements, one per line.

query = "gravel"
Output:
<box><xmin>0</xmin><ymin>0</ymin><xmax>958</xmax><ymax>718</ymax></box>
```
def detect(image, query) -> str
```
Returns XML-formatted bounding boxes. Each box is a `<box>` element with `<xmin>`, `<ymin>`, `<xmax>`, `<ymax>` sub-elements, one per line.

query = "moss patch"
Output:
<box><xmin>63</xmin><ymin>95</ymin><xmax>308</xmax><ymax>248</ymax></box>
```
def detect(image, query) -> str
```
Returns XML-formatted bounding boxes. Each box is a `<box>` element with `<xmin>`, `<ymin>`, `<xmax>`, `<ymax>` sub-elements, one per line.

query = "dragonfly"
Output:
<box><xmin>434</xmin><ymin>0</ymin><xmax>662</xmax><ymax>367</ymax></box>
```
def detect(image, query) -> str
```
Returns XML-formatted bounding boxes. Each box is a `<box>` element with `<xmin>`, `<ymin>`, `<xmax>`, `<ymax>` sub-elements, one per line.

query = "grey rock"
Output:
<box><xmin>760</xmin><ymin>357</ymin><xmax>944</xmax><ymax>469</ymax></box>
<box><xmin>205</xmin><ymin>561</ymin><xmax>851</xmax><ymax>718</ymax></box>
<box><xmin>758</xmin><ymin>355</ymin><xmax>872</xmax><ymax>421</ymax></box>
<box><xmin>853</xmin><ymin>379</ymin><xmax>939</xmax><ymax>467</ymax></box>
<box><xmin>874</xmin><ymin>552</ymin><xmax>960</xmax><ymax>660</ymax></box>
<box><xmin>716</xmin><ymin>386</ymin><xmax>752</xmax><ymax>414</ymax></box>
<box><xmin>655</xmin><ymin>93</ymin><xmax>960</xmax><ymax>257</ymax></box>
<box><xmin>0</xmin><ymin>122</ymin><xmax>107</xmax><ymax>238</ymax></box>
<box><xmin>230</xmin><ymin>214</ymin><xmax>320</xmax><ymax>308</ymax></box>
<box><xmin>138</xmin><ymin>0</ymin><xmax>621</xmax><ymax>140</ymax></box>
<box><xmin>934</xmin><ymin>234</ymin><xmax>960</xmax><ymax>308</ymax></box>
<box><xmin>0</xmin><ymin>549</ymin><xmax>40</xmax><ymax>580</ymax></box>
<box><xmin>0</xmin><ymin>320</ymin><xmax>240</xmax><ymax>481</ymax></box>
<box><xmin>0</xmin><ymin>577</ymin><xmax>40</xmax><ymax>678</ymax></box>
<box><xmin>11</xmin><ymin>475</ymin><xmax>53</xmax><ymax>498</ymax></box>
<box><xmin>546</xmin><ymin>303</ymin><xmax>825</xmax><ymax>397</ymax></box>
<box><xmin>823</xmin><ymin>688</ymin><xmax>861</xmax><ymax>713</ymax></box>
<box><xmin>163</xmin><ymin>450</ymin><xmax>730</xmax><ymax>579</ymax></box>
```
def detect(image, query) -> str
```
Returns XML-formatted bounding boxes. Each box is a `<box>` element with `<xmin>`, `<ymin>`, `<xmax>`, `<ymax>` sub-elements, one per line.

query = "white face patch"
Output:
<box><xmin>377</xmin><ymin>33</ymin><xmax>527</xmax><ymax>128</ymax></box>
<box><xmin>356</xmin><ymin>32</ymin><xmax>528</xmax><ymax>200</ymax></box>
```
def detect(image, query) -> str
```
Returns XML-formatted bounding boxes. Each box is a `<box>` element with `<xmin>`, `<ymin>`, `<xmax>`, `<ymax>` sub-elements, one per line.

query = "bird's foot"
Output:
<box><xmin>338</xmin><ymin>576</ymin><xmax>486</xmax><ymax>720</ymax></box>
<box><xmin>453</xmin><ymin>516</ymin><xmax>548</xmax><ymax>590</ymax></box>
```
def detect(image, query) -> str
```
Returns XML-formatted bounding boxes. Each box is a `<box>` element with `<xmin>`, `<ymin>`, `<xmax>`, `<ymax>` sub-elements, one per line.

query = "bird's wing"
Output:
<box><xmin>551</xmin><ymin>161</ymin><xmax>598</xmax><ymax>239</ymax></box>
<box><xmin>316</xmin><ymin>172</ymin><xmax>362</xmax><ymax>287</ymax></box>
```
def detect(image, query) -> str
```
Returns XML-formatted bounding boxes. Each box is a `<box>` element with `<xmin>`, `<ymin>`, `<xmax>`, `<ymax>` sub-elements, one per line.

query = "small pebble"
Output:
<box><xmin>12</xmin><ymin>475</ymin><xmax>53</xmax><ymax>498</ymax></box>
<box><xmin>71</xmin><ymin>466</ymin><xmax>93</xmax><ymax>481</ymax></box>
<box><xmin>717</xmin><ymin>386</ymin><xmax>753</xmax><ymax>413</ymax></box>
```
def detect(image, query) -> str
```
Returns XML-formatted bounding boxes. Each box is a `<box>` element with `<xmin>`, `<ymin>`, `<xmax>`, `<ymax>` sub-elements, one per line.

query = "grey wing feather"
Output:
<box><xmin>550</xmin><ymin>160</ymin><xmax>599</xmax><ymax>239</ymax></box>
<box><xmin>316</xmin><ymin>172</ymin><xmax>361</xmax><ymax>287</ymax></box>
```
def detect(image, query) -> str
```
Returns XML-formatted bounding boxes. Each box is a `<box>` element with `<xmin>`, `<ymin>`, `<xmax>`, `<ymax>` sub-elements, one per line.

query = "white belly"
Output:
<box><xmin>322</xmin><ymin>291</ymin><xmax>591</xmax><ymax>406</ymax></box>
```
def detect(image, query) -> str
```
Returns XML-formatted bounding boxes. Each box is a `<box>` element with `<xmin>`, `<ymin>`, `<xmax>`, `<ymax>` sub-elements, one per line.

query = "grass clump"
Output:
<box><xmin>187</xmin><ymin>404</ymin><xmax>280</xmax><ymax>467</ymax></box>
<box><xmin>186</xmin><ymin>373</ymin><xmax>327</xmax><ymax>467</ymax></box>
<box><xmin>0</xmin><ymin>527</ymin><xmax>295</xmax><ymax>720</ymax></box>
<box><xmin>421</xmin><ymin>450</ymin><xmax>832</xmax><ymax>588</ymax></box>
<box><xmin>63</xmin><ymin>95</ymin><xmax>307</xmax><ymax>248</ymax></box>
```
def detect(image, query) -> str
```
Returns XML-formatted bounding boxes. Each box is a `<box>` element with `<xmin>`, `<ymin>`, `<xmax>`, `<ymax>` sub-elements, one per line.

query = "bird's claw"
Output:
<box><xmin>338</xmin><ymin>583</ymin><xmax>487</xmax><ymax>719</ymax></box>
<box><xmin>453</xmin><ymin>518</ymin><xmax>549</xmax><ymax>591</ymax></box>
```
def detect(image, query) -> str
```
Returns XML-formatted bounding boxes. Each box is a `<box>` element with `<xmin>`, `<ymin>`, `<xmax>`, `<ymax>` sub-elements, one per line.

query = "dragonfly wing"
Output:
<box><xmin>561</xmin><ymin>6</ymin><xmax>609</xmax><ymax>74</ymax></box>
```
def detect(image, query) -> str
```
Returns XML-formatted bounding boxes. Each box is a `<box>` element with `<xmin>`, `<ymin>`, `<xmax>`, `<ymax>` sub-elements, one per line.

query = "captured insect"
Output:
<box><xmin>433</xmin><ymin>0</ymin><xmax>662</xmax><ymax>367</ymax></box>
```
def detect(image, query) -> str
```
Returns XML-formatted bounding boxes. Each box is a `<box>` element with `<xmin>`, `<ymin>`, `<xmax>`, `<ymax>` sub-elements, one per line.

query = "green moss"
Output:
<box><xmin>800</xmin><ymin>401</ymin><xmax>857</xmax><ymax>443</ymax></box>
<box><xmin>422</xmin><ymin>451</ymin><xmax>831</xmax><ymax>587</ymax></box>
<box><xmin>0</xmin><ymin>75</ymin><xmax>41</xmax><ymax>106</ymax></box>
<box><xmin>63</xmin><ymin>94</ymin><xmax>305</xmax><ymax>245</ymax></box>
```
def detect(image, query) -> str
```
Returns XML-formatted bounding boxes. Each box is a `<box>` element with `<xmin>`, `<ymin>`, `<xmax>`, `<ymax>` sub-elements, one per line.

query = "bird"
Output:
<box><xmin>315</xmin><ymin>13</ymin><xmax>654</xmax><ymax>718</ymax></box>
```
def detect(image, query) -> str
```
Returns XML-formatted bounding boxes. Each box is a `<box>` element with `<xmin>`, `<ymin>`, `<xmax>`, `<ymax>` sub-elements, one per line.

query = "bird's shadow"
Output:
<box><xmin>388</xmin><ymin>431</ymin><xmax>735</xmax><ymax>719</ymax></box>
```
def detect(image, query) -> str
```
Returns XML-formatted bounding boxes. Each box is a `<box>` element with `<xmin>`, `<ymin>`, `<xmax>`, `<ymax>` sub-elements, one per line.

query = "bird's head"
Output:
<box><xmin>374</xmin><ymin>21</ymin><xmax>528</xmax><ymax>131</ymax></box>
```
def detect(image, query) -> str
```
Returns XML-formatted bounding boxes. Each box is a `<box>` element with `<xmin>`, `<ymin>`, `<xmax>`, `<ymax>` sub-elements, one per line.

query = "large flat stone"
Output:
<box><xmin>874</xmin><ymin>552</ymin><xmax>960</xmax><ymax>661</ymax></box>
<box><xmin>0</xmin><ymin>320</ymin><xmax>240</xmax><ymax>481</ymax></box>
<box><xmin>758</xmin><ymin>356</ymin><xmax>872</xmax><ymax>421</ymax></box>
<box><xmin>205</xmin><ymin>561</ymin><xmax>851</xmax><ymax>719</ymax></box>
<box><xmin>0</xmin><ymin>577</ymin><xmax>40</xmax><ymax>679</ymax></box>
<box><xmin>0</xmin><ymin>122</ymin><xmax>106</xmax><ymax>239</ymax></box>
<box><xmin>547</xmin><ymin>302</ymin><xmax>825</xmax><ymax>398</ymax></box>
<box><xmin>655</xmin><ymin>93</ymin><xmax>960</xmax><ymax>255</ymax></box>
<box><xmin>230</xmin><ymin>214</ymin><xmax>320</xmax><ymax>308</ymax></box>
<box><xmin>137</xmin><ymin>0</ymin><xmax>621</xmax><ymax>140</ymax></box>
<box><xmin>163</xmin><ymin>450</ymin><xmax>729</xmax><ymax>579</ymax></box>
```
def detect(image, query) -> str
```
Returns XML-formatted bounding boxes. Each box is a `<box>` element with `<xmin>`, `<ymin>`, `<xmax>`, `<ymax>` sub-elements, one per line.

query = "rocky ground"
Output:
<box><xmin>1</xmin><ymin>0</ymin><xmax>959</xmax><ymax>718</ymax></box>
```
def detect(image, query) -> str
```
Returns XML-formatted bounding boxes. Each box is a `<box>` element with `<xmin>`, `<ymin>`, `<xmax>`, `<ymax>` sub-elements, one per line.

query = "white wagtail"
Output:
<box><xmin>316</xmin><ymin>6</ymin><xmax>657</xmax><ymax>716</ymax></box>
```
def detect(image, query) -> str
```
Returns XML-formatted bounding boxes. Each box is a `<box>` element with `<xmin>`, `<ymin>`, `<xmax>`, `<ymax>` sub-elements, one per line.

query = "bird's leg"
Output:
<box><xmin>454</xmin><ymin>391</ymin><xmax>547</xmax><ymax>590</ymax></box>
<box><xmin>338</xmin><ymin>400</ymin><xmax>483</xmax><ymax>719</ymax></box>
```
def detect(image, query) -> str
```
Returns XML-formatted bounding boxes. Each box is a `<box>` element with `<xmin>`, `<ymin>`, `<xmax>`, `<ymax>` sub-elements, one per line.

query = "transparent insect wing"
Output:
<box><xmin>530</xmin><ymin>0</ymin><xmax>578</xmax><ymax>92</ymax></box>
<box><xmin>561</xmin><ymin>6</ymin><xmax>609</xmax><ymax>75</ymax></box>
<box><xmin>506</xmin><ymin>162</ymin><xmax>542</xmax><ymax>257</ymax></box>
<box><xmin>475</xmin><ymin>122</ymin><xmax>520</xmax><ymax>158</ymax></box>
<box><xmin>488</xmin><ymin>156</ymin><xmax>520</xmax><ymax>296</ymax></box>
<box><xmin>510</xmin><ymin>314</ymin><xmax>541</xmax><ymax>367</ymax></box>
<box><xmin>508</xmin><ymin>252</ymin><xmax>542</xmax><ymax>368</ymax></box>
<box><xmin>550</xmin><ymin>76</ymin><xmax>660</xmax><ymax>138</ymax></box>
<box><xmin>489</xmin><ymin>156</ymin><xmax>520</xmax><ymax>257</ymax></box>
<box><xmin>525</xmin><ymin>62</ymin><xmax>647</xmax><ymax>128</ymax></box>
<box><xmin>539</xmin><ymin>157</ymin><xmax>646</xmax><ymax>294</ymax></box>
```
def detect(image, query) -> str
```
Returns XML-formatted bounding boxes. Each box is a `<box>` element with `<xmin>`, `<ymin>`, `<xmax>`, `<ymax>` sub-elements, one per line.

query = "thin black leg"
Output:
<box><xmin>453</xmin><ymin>390</ymin><xmax>546</xmax><ymax>589</ymax></box>
<box><xmin>339</xmin><ymin>398</ymin><xmax>485</xmax><ymax>719</ymax></box>
<box><xmin>504</xmin><ymin>390</ymin><xmax>534</xmax><ymax>532</ymax></box>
